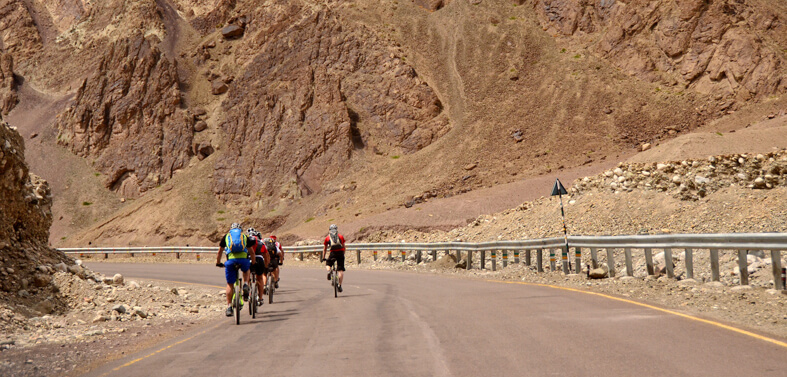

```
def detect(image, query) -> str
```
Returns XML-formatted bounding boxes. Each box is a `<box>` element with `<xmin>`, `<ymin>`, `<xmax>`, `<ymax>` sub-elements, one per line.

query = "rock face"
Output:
<box><xmin>0</xmin><ymin>115</ymin><xmax>69</xmax><ymax>297</ymax></box>
<box><xmin>531</xmin><ymin>0</ymin><xmax>786</xmax><ymax>102</ymax></box>
<box><xmin>213</xmin><ymin>8</ymin><xmax>449</xmax><ymax>202</ymax></box>
<box><xmin>0</xmin><ymin>0</ymin><xmax>43</xmax><ymax>58</ymax></box>
<box><xmin>55</xmin><ymin>35</ymin><xmax>194</xmax><ymax>198</ymax></box>
<box><xmin>0</xmin><ymin>52</ymin><xmax>17</xmax><ymax>114</ymax></box>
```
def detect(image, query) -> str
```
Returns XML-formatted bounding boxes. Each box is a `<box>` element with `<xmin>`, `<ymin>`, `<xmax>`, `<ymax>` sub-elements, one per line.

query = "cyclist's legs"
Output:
<box><xmin>224</xmin><ymin>260</ymin><xmax>242</xmax><ymax>305</ymax></box>
<box><xmin>336</xmin><ymin>252</ymin><xmax>346</xmax><ymax>286</ymax></box>
<box><xmin>254</xmin><ymin>256</ymin><xmax>265</xmax><ymax>299</ymax></box>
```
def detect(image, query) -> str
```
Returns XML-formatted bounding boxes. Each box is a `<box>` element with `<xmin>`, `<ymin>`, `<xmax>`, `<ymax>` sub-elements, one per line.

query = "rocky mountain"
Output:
<box><xmin>0</xmin><ymin>0</ymin><xmax>784</xmax><ymax>246</ymax></box>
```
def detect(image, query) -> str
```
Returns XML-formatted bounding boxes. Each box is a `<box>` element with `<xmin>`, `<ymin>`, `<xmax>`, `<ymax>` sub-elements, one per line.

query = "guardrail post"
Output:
<box><xmin>664</xmin><ymin>248</ymin><xmax>674</xmax><ymax>278</ymax></box>
<box><xmin>738</xmin><ymin>249</ymin><xmax>748</xmax><ymax>285</ymax></box>
<box><xmin>710</xmin><ymin>249</ymin><xmax>719</xmax><ymax>281</ymax></box>
<box><xmin>590</xmin><ymin>247</ymin><xmax>598</xmax><ymax>269</ymax></box>
<box><xmin>357</xmin><ymin>250</ymin><xmax>361</xmax><ymax>265</ymax></box>
<box><xmin>431</xmin><ymin>250</ymin><xmax>436</xmax><ymax>261</ymax></box>
<box><xmin>561</xmin><ymin>247</ymin><xmax>569</xmax><ymax>274</ymax></box>
<box><xmin>480</xmin><ymin>250</ymin><xmax>486</xmax><ymax>269</ymax></box>
<box><xmin>104</xmin><ymin>253</ymin><xmax>108</xmax><ymax>259</ymax></box>
<box><xmin>454</xmin><ymin>250</ymin><xmax>461</xmax><ymax>263</ymax></box>
<box><xmin>300</xmin><ymin>252</ymin><xmax>304</xmax><ymax>261</ymax></box>
<box><xmin>491</xmin><ymin>250</ymin><xmax>497</xmax><ymax>271</ymax></box>
<box><xmin>466</xmin><ymin>250</ymin><xmax>473</xmax><ymax>270</ymax></box>
<box><xmin>644</xmin><ymin>248</ymin><xmax>654</xmax><ymax>276</ymax></box>
<box><xmin>388</xmin><ymin>250</ymin><xmax>392</xmax><ymax>261</ymax></box>
<box><xmin>685</xmin><ymin>248</ymin><xmax>693</xmax><ymax>280</ymax></box>
<box><xmin>196</xmin><ymin>253</ymin><xmax>200</xmax><ymax>261</ymax></box>
<box><xmin>373</xmin><ymin>250</ymin><xmax>378</xmax><ymax>261</ymax></box>
<box><xmin>130</xmin><ymin>253</ymin><xmax>134</xmax><ymax>258</ymax></box>
<box><xmin>549</xmin><ymin>249</ymin><xmax>556</xmax><ymax>271</ymax></box>
<box><xmin>525</xmin><ymin>250</ymin><xmax>531</xmax><ymax>266</ymax></box>
<box><xmin>401</xmin><ymin>250</ymin><xmax>406</xmax><ymax>263</ymax></box>
<box><xmin>416</xmin><ymin>250</ymin><xmax>422</xmax><ymax>264</ymax></box>
<box><xmin>624</xmin><ymin>248</ymin><xmax>633</xmax><ymax>277</ymax></box>
<box><xmin>606</xmin><ymin>248</ymin><xmax>616</xmax><ymax>277</ymax></box>
<box><xmin>537</xmin><ymin>249</ymin><xmax>544</xmax><ymax>272</ymax></box>
<box><xmin>176</xmin><ymin>252</ymin><xmax>180</xmax><ymax>259</ymax></box>
<box><xmin>574</xmin><ymin>247</ymin><xmax>581</xmax><ymax>274</ymax></box>
<box><xmin>502</xmin><ymin>250</ymin><xmax>508</xmax><ymax>268</ymax></box>
<box><xmin>514</xmin><ymin>250</ymin><xmax>520</xmax><ymax>264</ymax></box>
<box><xmin>771</xmin><ymin>250</ymin><xmax>783</xmax><ymax>290</ymax></box>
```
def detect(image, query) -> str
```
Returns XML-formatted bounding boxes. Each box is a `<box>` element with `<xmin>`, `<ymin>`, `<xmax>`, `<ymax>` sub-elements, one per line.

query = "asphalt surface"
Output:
<box><xmin>83</xmin><ymin>263</ymin><xmax>787</xmax><ymax>377</ymax></box>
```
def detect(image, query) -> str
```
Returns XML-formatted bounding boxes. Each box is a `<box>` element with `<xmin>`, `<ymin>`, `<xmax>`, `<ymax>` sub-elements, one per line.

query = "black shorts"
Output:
<box><xmin>326</xmin><ymin>251</ymin><xmax>345</xmax><ymax>271</ymax></box>
<box><xmin>269</xmin><ymin>254</ymin><xmax>280</xmax><ymax>270</ymax></box>
<box><xmin>252</xmin><ymin>256</ymin><xmax>267</xmax><ymax>276</ymax></box>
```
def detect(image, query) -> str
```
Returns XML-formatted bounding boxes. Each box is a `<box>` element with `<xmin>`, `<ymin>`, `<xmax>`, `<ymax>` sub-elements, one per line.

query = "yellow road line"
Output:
<box><xmin>100</xmin><ymin>323</ymin><xmax>223</xmax><ymax>376</ymax></box>
<box><xmin>98</xmin><ymin>278</ymin><xmax>226</xmax><ymax>375</ymax></box>
<box><xmin>488</xmin><ymin>279</ymin><xmax>787</xmax><ymax>349</ymax></box>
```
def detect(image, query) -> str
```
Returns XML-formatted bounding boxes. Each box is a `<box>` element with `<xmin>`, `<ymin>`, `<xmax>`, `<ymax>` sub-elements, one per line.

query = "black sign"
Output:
<box><xmin>551</xmin><ymin>179</ymin><xmax>567</xmax><ymax>196</ymax></box>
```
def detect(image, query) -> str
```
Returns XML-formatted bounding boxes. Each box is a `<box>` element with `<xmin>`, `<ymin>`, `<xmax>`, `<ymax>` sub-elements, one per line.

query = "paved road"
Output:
<box><xmin>84</xmin><ymin>263</ymin><xmax>787</xmax><ymax>376</ymax></box>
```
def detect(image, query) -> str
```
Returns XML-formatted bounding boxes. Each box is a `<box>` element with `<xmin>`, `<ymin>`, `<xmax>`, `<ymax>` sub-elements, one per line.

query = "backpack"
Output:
<box><xmin>225</xmin><ymin>229</ymin><xmax>247</xmax><ymax>255</ymax></box>
<box><xmin>263</xmin><ymin>239</ymin><xmax>277</xmax><ymax>255</ymax></box>
<box><xmin>329</xmin><ymin>232</ymin><xmax>342</xmax><ymax>251</ymax></box>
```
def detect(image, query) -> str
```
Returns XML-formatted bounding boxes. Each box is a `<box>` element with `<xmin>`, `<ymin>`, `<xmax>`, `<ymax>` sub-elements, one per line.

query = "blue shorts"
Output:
<box><xmin>224</xmin><ymin>258</ymin><xmax>251</xmax><ymax>284</ymax></box>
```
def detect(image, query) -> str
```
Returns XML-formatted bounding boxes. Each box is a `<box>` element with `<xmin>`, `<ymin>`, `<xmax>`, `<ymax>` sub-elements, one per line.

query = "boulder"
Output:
<box><xmin>53</xmin><ymin>263</ymin><xmax>68</xmax><ymax>273</ymax></box>
<box><xmin>589</xmin><ymin>265</ymin><xmax>609</xmax><ymax>279</ymax></box>
<box><xmin>112</xmin><ymin>304</ymin><xmax>127</xmax><ymax>314</ymax></box>
<box><xmin>211</xmin><ymin>80</ymin><xmax>228</xmax><ymax>95</ymax></box>
<box><xmin>92</xmin><ymin>315</ymin><xmax>108</xmax><ymax>323</ymax></box>
<box><xmin>32</xmin><ymin>274</ymin><xmax>51</xmax><ymax>287</ymax></box>
<box><xmin>194</xmin><ymin>120</ymin><xmax>208</xmax><ymax>132</ymax></box>
<box><xmin>221</xmin><ymin>25</ymin><xmax>244</xmax><ymax>39</ymax></box>
<box><xmin>112</xmin><ymin>273</ymin><xmax>124</xmax><ymax>285</ymax></box>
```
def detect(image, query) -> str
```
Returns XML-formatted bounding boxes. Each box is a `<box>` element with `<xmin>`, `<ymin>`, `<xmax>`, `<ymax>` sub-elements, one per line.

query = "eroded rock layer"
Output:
<box><xmin>55</xmin><ymin>35</ymin><xmax>194</xmax><ymax>198</ymax></box>
<box><xmin>213</xmin><ymin>8</ymin><xmax>450</xmax><ymax>202</ymax></box>
<box><xmin>532</xmin><ymin>0</ymin><xmax>786</xmax><ymax>102</ymax></box>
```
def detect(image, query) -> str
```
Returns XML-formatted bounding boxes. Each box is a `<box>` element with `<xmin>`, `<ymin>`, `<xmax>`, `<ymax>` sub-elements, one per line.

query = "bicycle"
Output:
<box><xmin>323</xmin><ymin>256</ymin><xmax>339</xmax><ymax>298</ymax></box>
<box><xmin>265</xmin><ymin>266</ymin><xmax>275</xmax><ymax>304</ymax></box>
<box><xmin>218</xmin><ymin>263</ymin><xmax>244</xmax><ymax>325</ymax></box>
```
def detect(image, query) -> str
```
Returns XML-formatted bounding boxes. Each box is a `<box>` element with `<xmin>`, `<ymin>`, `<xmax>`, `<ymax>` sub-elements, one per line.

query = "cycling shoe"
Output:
<box><xmin>242</xmin><ymin>284</ymin><xmax>250</xmax><ymax>301</ymax></box>
<box><xmin>337</xmin><ymin>285</ymin><xmax>343</xmax><ymax>293</ymax></box>
<box><xmin>225</xmin><ymin>306</ymin><xmax>233</xmax><ymax>317</ymax></box>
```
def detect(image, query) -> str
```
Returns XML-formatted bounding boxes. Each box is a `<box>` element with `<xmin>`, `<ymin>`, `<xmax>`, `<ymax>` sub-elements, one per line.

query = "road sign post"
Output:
<box><xmin>550</xmin><ymin>178</ymin><xmax>570</xmax><ymax>274</ymax></box>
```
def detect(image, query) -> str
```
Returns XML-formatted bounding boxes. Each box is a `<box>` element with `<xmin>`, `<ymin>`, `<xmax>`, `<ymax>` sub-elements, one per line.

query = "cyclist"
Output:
<box><xmin>322</xmin><ymin>224</ymin><xmax>345</xmax><ymax>292</ymax></box>
<box><xmin>215</xmin><ymin>223</ymin><xmax>256</xmax><ymax>317</ymax></box>
<box><xmin>262</xmin><ymin>237</ymin><xmax>281</xmax><ymax>291</ymax></box>
<box><xmin>271</xmin><ymin>235</ymin><xmax>284</xmax><ymax>287</ymax></box>
<box><xmin>247</xmin><ymin>228</ymin><xmax>269</xmax><ymax>305</ymax></box>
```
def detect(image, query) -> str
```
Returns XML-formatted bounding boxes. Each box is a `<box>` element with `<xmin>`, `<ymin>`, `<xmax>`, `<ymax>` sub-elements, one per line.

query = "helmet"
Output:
<box><xmin>230</xmin><ymin>223</ymin><xmax>241</xmax><ymax>230</ymax></box>
<box><xmin>247</xmin><ymin>227</ymin><xmax>256</xmax><ymax>235</ymax></box>
<box><xmin>270</xmin><ymin>235</ymin><xmax>277</xmax><ymax>241</ymax></box>
<box><xmin>263</xmin><ymin>237</ymin><xmax>273</xmax><ymax>244</ymax></box>
<box><xmin>329</xmin><ymin>224</ymin><xmax>338</xmax><ymax>232</ymax></box>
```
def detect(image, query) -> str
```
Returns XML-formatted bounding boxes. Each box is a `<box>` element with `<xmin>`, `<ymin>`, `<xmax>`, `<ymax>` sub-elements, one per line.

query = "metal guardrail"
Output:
<box><xmin>59</xmin><ymin>233</ymin><xmax>786</xmax><ymax>290</ymax></box>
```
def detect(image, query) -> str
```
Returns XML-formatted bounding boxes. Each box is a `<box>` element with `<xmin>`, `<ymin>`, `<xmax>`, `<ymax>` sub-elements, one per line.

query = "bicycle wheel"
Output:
<box><xmin>333</xmin><ymin>266</ymin><xmax>338</xmax><ymax>298</ymax></box>
<box><xmin>234</xmin><ymin>279</ymin><xmax>241</xmax><ymax>325</ymax></box>
<box><xmin>249</xmin><ymin>278</ymin><xmax>256</xmax><ymax>317</ymax></box>
<box><xmin>267</xmin><ymin>273</ymin><xmax>274</xmax><ymax>304</ymax></box>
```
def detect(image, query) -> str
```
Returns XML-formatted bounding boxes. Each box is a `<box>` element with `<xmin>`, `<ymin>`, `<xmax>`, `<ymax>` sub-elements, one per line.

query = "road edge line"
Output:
<box><xmin>488</xmin><ymin>279</ymin><xmax>787</xmax><ymax>349</ymax></box>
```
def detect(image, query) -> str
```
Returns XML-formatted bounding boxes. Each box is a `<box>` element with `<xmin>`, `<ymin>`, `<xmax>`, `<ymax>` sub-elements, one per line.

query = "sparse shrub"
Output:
<box><xmin>82</xmin><ymin>201</ymin><xmax>92</xmax><ymax>206</ymax></box>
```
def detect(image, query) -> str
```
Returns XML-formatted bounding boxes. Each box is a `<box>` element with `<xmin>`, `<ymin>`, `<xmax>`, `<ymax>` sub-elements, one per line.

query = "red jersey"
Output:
<box><xmin>324</xmin><ymin>234</ymin><xmax>346</xmax><ymax>253</ymax></box>
<box><xmin>250</xmin><ymin>236</ymin><xmax>269</xmax><ymax>256</ymax></box>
